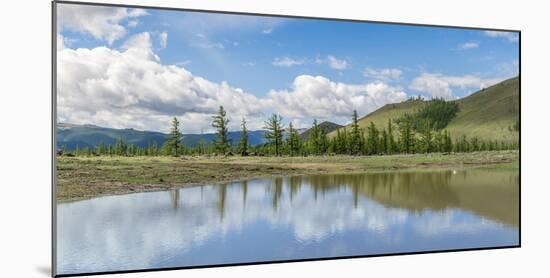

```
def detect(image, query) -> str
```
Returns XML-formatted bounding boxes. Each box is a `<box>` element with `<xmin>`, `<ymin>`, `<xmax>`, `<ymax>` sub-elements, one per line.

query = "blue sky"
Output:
<box><xmin>57</xmin><ymin>3</ymin><xmax>519</xmax><ymax>133</ymax></box>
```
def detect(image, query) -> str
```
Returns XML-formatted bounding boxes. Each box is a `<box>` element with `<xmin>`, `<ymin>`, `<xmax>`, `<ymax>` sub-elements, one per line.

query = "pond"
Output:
<box><xmin>56</xmin><ymin>168</ymin><xmax>519</xmax><ymax>275</ymax></box>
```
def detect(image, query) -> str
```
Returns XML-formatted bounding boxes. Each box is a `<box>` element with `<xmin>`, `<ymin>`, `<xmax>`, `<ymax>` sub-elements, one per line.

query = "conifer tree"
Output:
<box><xmin>287</xmin><ymin>122</ymin><xmax>302</xmax><ymax>156</ymax></box>
<box><xmin>387</xmin><ymin>119</ymin><xmax>396</xmax><ymax>155</ymax></box>
<box><xmin>381</xmin><ymin>129</ymin><xmax>389</xmax><ymax>154</ymax></box>
<box><xmin>350</xmin><ymin>110</ymin><xmax>362</xmax><ymax>155</ymax></box>
<box><xmin>366</xmin><ymin>122</ymin><xmax>379</xmax><ymax>155</ymax></box>
<box><xmin>398</xmin><ymin>120</ymin><xmax>414</xmax><ymax>154</ymax></box>
<box><xmin>237</xmin><ymin>118</ymin><xmax>249</xmax><ymax>156</ymax></box>
<box><xmin>308</xmin><ymin>119</ymin><xmax>321</xmax><ymax>155</ymax></box>
<box><xmin>264</xmin><ymin>114</ymin><xmax>284</xmax><ymax>156</ymax></box>
<box><xmin>164</xmin><ymin>117</ymin><xmax>182</xmax><ymax>156</ymax></box>
<box><xmin>212</xmin><ymin>106</ymin><xmax>230</xmax><ymax>154</ymax></box>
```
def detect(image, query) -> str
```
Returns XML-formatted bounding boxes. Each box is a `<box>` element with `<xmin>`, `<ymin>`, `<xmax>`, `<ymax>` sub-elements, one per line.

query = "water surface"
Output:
<box><xmin>57</xmin><ymin>168</ymin><xmax>519</xmax><ymax>275</ymax></box>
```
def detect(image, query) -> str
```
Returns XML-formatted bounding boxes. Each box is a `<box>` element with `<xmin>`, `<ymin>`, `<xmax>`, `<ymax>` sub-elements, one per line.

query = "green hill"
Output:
<box><xmin>329</xmin><ymin>76</ymin><xmax>519</xmax><ymax>143</ymax></box>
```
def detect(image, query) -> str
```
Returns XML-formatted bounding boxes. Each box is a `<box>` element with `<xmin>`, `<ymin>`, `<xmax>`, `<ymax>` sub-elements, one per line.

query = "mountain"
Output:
<box><xmin>328</xmin><ymin>76</ymin><xmax>520</xmax><ymax>142</ymax></box>
<box><xmin>56</xmin><ymin>124</ymin><xmax>268</xmax><ymax>150</ymax></box>
<box><xmin>57</xmin><ymin>124</ymin><xmax>167</xmax><ymax>150</ymax></box>
<box><xmin>300</xmin><ymin>121</ymin><xmax>343</xmax><ymax>140</ymax></box>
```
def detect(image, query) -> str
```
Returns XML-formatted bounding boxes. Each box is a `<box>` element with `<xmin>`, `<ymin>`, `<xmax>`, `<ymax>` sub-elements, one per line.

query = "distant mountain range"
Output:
<box><xmin>56</xmin><ymin>123</ymin><xmax>269</xmax><ymax>150</ymax></box>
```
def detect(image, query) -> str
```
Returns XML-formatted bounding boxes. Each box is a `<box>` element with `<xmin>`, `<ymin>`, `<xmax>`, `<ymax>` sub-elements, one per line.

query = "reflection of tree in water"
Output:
<box><xmin>169</xmin><ymin>189</ymin><xmax>180</xmax><ymax>211</ymax></box>
<box><xmin>289</xmin><ymin>176</ymin><xmax>302</xmax><ymax>202</ymax></box>
<box><xmin>241</xmin><ymin>180</ymin><xmax>248</xmax><ymax>208</ymax></box>
<box><xmin>270</xmin><ymin>177</ymin><xmax>284</xmax><ymax>210</ymax></box>
<box><xmin>276</xmin><ymin>170</ymin><xmax>518</xmax><ymax>227</ymax></box>
<box><xmin>217</xmin><ymin>184</ymin><xmax>227</xmax><ymax>221</ymax></box>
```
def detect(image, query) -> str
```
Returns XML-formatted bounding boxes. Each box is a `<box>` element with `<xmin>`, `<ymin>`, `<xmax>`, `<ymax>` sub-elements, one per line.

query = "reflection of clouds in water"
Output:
<box><xmin>411</xmin><ymin>211</ymin><xmax>508</xmax><ymax>237</ymax></box>
<box><xmin>57</xmin><ymin>176</ymin><xmax>516</xmax><ymax>274</ymax></box>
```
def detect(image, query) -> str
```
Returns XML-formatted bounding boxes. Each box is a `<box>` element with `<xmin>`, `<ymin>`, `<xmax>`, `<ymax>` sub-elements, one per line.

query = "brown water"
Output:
<box><xmin>57</xmin><ymin>168</ymin><xmax>519</xmax><ymax>275</ymax></box>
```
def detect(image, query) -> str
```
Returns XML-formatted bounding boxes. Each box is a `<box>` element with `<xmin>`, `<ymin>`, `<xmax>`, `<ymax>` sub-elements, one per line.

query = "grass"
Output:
<box><xmin>56</xmin><ymin>150</ymin><xmax>519</xmax><ymax>202</ymax></box>
<box><xmin>328</xmin><ymin>77</ymin><xmax>519</xmax><ymax>143</ymax></box>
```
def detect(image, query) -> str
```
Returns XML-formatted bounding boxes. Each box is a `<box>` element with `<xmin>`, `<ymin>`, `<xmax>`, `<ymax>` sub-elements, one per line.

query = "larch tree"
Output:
<box><xmin>264</xmin><ymin>114</ymin><xmax>284</xmax><ymax>156</ymax></box>
<box><xmin>212</xmin><ymin>106</ymin><xmax>230</xmax><ymax>154</ymax></box>
<box><xmin>350</xmin><ymin>110</ymin><xmax>362</xmax><ymax>155</ymax></box>
<box><xmin>237</xmin><ymin>118</ymin><xmax>249</xmax><ymax>156</ymax></box>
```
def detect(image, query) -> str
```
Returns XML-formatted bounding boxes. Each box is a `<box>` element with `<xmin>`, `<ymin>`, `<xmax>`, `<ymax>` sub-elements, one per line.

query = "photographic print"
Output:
<box><xmin>54</xmin><ymin>1</ymin><xmax>520</xmax><ymax>276</ymax></box>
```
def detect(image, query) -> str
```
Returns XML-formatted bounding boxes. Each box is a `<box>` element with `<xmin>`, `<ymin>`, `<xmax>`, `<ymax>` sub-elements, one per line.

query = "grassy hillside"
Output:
<box><xmin>329</xmin><ymin>76</ymin><xmax>519</xmax><ymax>142</ymax></box>
<box><xmin>446</xmin><ymin>77</ymin><xmax>519</xmax><ymax>142</ymax></box>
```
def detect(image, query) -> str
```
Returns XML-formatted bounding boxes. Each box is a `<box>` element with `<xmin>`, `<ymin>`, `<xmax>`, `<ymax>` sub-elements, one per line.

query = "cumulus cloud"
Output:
<box><xmin>58</xmin><ymin>32</ymin><xmax>408</xmax><ymax>133</ymax></box>
<box><xmin>459</xmin><ymin>42</ymin><xmax>479</xmax><ymax>49</ymax></box>
<box><xmin>272</xmin><ymin>57</ymin><xmax>305</xmax><ymax>67</ymax></box>
<box><xmin>266</xmin><ymin>75</ymin><xmax>407</xmax><ymax>122</ymax></box>
<box><xmin>363</xmin><ymin>68</ymin><xmax>403</xmax><ymax>82</ymax></box>
<box><xmin>57</xmin><ymin>4</ymin><xmax>148</xmax><ymax>44</ymax></box>
<box><xmin>159</xmin><ymin>32</ymin><xmax>168</xmax><ymax>49</ymax></box>
<box><xmin>483</xmin><ymin>31</ymin><xmax>519</xmax><ymax>43</ymax></box>
<box><xmin>57</xmin><ymin>32</ymin><xmax>264</xmax><ymax>133</ymax></box>
<box><xmin>409</xmin><ymin>73</ymin><xmax>505</xmax><ymax>99</ymax></box>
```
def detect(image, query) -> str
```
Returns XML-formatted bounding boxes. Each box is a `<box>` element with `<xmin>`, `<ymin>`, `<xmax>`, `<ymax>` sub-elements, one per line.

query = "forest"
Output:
<box><xmin>58</xmin><ymin>99</ymin><xmax>519</xmax><ymax>158</ymax></box>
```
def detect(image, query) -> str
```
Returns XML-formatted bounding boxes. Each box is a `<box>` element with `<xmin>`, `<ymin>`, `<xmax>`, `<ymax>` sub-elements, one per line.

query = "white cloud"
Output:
<box><xmin>459</xmin><ymin>42</ymin><xmax>479</xmax><ymax>49</ymax></box>
<box><xmin>159</xmin><ymin>32</ymin><xmax>168</xmax><ymax>49</ymax></box>
<box><xmin>191</xmin><ymin>42</ymin><xmax>225</xmax><ymax>49</ymax></box>
<box><xmin>176</xmin><ymin>60</ymin><xmax>192</xmax><ymax>66</ymax></box>
<box><xmin>483</xmin><ymin>31</ymin><xmax>519</xmax><ymax>43</ymax></box>
<box><xmin>363</xmin><ymin>68</ymin><xmax>403</xmax><ymax>82</ymax></box>
<box><xmin>266</xmin><ymin>75</ymin><xmax>407</xmax><ymax>122</ymax></box>
<box><xmin>127</xmin><ymin>20</ymin><xmax>138</xmax><ymax>28</ymax></box>
<box><xmin>57</xmin><ymin>32</ymin><xmax>263</xmax><ymax>133</ymax></box>
<box><xmin>314</xmin><ymin>55</ymin><xmax>348</xmax><ymax>70</ymax></box>
<box><xmin>327</xmin><ymin>55</ymin><xmax>348</xmax><ymax>70</ymax></box>
<box><xmin>272</xmin><ymin>57</ymin><xmax>305</xmax><ymax>67</ymax></box>
<box><xmin>57</xmin><ymin>34</ymin><xmax>66</xmax><ymax>50</ymax></box>
<box><xmin>262</xmin><ymin>28</ymin><xmax>274</xmax><ymax>34</ymax></box>
<box><xmin>122</xmin><ymin>32</ymin><xmax>153</xmax><ymax>51</ymax></box>
<box><xmin>409</xmin><ymin>73</ymin><xmax>506</xmax><ymax>99</ymax></box>
<box><xmin>57</xmin><ymin>4</ymin><xmax>148</xmax><ymax>44</ymax></box>
<box><xmin>58</xmin><ymin>33</ymin><xmax>409</xmax><ymax>133</ymax></box>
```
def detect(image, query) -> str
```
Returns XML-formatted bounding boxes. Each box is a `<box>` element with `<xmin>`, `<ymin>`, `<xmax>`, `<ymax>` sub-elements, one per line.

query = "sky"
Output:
<box><xmin>56</xmin><ymin>3</ymin><xmax>519</xmax><ymax>134</ymax></box>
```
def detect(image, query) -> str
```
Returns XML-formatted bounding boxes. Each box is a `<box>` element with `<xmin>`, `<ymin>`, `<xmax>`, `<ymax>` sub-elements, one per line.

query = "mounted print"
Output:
<box><xmin>53</xmin><ymin>1</ymin><xmax>520</xmax><ymax>276</ymax></box>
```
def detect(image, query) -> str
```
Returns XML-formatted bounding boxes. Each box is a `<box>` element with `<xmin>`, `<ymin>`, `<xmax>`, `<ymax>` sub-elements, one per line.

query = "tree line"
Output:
<box><xmin>59</xmin><ymin>102</ymin><xmax>518</xmax><ymax>157</ymax></box>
